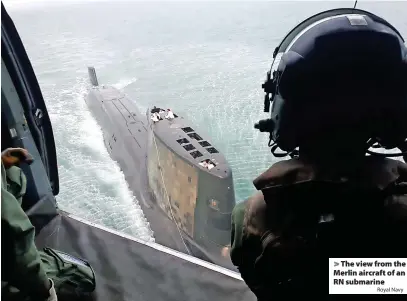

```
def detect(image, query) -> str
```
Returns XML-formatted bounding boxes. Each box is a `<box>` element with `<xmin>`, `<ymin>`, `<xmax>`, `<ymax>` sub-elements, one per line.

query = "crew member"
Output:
<box><xmin>230</xmin><ymin>10</ymin><xmax>407</xmax><ymax>300</ymax></box>
<box><xmin>151</xmin><ymin>112</ymin><xmax>159</xmax><ymax>123</ymax></box>
<box><xmin>1</xmin><ymin>148</ymin><xmax>57</xmax><ymax>301</ymax></box>
<box><xmin>165</xmin><ymin>109</ymin><xmax>174</xmax><ymax>120</ymax></box>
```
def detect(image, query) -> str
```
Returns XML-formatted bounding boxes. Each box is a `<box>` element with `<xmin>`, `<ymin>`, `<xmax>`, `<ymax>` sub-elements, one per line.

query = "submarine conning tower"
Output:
<box><xmin>146</xmin><ymin>107</ymin><xmax>236</xmax><ymax>251</ymax></box>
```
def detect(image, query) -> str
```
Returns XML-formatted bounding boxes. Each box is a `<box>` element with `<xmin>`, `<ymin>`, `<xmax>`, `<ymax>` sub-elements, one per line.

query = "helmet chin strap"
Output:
<box><xmin>269</xmin><ymin>139</ymin><xmax>299</xmax><ymax>158</ymax></box>
<box><xmin>266</xmin><ymin>136</ymin><xmax>407</xmax><ymax>160</ymax></box>
<box><xmin>366</xmin><ymin>149</ymin><xmax>407</xmax><ymax>157</ymax></box>
<box><xmin>270</xmin><ymin>142</ymin><xmax>290</xmax><ymax>158</ymax></box>
<box><xmin>366</xmin><ymin>139</ymin><xmax>407</xmax><ymax>158</ymax></box>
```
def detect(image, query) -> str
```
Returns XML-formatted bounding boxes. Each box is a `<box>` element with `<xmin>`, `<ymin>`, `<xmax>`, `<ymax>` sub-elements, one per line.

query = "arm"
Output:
<box><xmin>1</xmin><ymin>150</ymin><xmax>56</xmax><ymax>300</ymax></box>
<box><xmin>230</xmin><ymin>194</ymin><xmax>267</xmax><ymax>299</ymax></box>
<box><xmin>230</xmin><ymin>192</ymin><xmax>312</xmax><ymax>299</ymax></box>
<box><xmin>1</xmin><ymin>166</ymin><xmax>50</xmax><ymax>298</ymax></box>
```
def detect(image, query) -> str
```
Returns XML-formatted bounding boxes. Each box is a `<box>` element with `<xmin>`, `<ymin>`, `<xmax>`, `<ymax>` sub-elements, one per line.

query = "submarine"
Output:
<box><xmin>85</xmin><ymin>67</ymin><xmax>236</xmax><ymax>269</ymax></box>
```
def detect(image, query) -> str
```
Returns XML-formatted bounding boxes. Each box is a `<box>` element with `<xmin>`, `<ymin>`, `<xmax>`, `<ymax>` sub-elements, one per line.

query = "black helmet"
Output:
<box><xmin>256</xmin><ymin>8</ymin><xmax>407</xmax><ymax>157</ymax></box>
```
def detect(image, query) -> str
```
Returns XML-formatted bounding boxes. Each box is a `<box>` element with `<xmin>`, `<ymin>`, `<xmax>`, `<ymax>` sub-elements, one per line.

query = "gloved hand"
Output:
<box><xmin>1</xmin><ymin>147</ymin><xmax>33</xmax><ymax>168</ymax></box>
<box><xmin>46</xmin><ymin>279</ymin><xmax>58</xmax><ymax>301</ymax></box>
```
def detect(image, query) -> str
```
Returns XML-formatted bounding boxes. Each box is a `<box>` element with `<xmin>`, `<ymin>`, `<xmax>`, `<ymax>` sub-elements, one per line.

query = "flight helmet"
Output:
<box><xmin>255</xmin><ymin>8</ymin><xmax>407</xmax><ymax>158</ymax></box>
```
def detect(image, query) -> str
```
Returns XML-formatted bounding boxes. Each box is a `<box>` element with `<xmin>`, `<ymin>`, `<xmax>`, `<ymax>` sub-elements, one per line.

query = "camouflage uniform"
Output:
<box><xmin>230</xmin><ymin>157</ymin><xmax>407</xmax><ymax>300</ymax></box>
<box><xmin>1</xmin><ymin>158</ymin><xmax>54</xmax><ymax>300</ymax></box>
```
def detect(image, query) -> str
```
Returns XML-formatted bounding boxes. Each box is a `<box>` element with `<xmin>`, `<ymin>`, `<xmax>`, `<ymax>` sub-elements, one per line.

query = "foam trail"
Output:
<box><xmin>49</xmin><ymin>77</ymin><xmax>154</xmax><ymax>242</ymax></box>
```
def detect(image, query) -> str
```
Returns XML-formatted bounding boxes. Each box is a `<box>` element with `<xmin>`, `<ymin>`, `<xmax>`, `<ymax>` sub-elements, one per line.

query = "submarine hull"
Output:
<box><xmin>85</xmin><ymin>85</ymin><xmax>191</xmax><ymax>253</ymax></box>
<box><xmin>85</xmin><ymin>86</ymin><xmax>236</xmax><ymax>269</ymax></box>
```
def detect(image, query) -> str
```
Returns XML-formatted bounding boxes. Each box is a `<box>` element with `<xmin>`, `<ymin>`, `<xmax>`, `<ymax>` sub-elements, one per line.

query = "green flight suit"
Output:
<box><xmin>1</xmin><ymin>162</ymin><xmax>50</xmax><ymax>299</ymax></box>
<box><xmin>230</xmin><ymin>157</ymin><xmax>407</xmax><ymax>300</ymax></box>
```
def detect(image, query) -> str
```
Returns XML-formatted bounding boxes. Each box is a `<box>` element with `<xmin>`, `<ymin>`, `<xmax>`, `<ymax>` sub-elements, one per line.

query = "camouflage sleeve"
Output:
<box><xmin>230</xmin><ymin>192</ymin><xmax>266</xmax><ymax>267</ymax></box>
<box><xmin>1</xmin><ymin>163</ymin><xmax>50</xmax><ymax>298</ymax></box>
<box><xmin>230</xmin><ymin>196</ymin><xmax>264</xmax><ymax>299</ymax></box>
<box><xmin>230</xmin><ymin>200</ymin><xmax>246</xmax><ymax>267</ymax></box>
